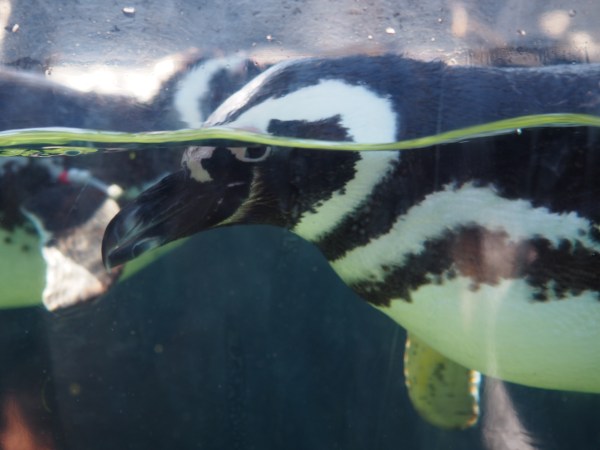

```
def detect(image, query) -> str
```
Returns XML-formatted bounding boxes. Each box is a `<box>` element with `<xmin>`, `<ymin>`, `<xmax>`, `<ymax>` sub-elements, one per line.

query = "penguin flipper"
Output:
<box><xmin>404</xmin><ymin>332</ymin><xmax>481</xmax><ymax>430</ymax></box>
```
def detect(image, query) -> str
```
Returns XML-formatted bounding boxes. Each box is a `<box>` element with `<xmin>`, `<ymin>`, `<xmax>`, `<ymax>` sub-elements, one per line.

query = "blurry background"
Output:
<box><xmin>3</xmin><ymin>0</ymin><xmax>600</xmax><ymax>95</ymax></box>
<box><xmin>0</xmin><ymin>1</ymin><xmax>598</xmax><ymax>449</ymax></box>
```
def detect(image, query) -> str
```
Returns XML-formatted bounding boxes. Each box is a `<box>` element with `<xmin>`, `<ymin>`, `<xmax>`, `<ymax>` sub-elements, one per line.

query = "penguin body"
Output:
<box><xmin>103</xmin><ymin>54</ymin><xmax>600</xmax><ymax>395</ymax></box>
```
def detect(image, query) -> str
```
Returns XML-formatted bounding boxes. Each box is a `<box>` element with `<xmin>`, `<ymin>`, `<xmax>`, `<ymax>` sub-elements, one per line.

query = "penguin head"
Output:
<box><xmin>102</xmin><ymin>56</ymin><xmax>401</xmax><ymax>268</ymax></box>
<box><xmin>202</xmin><ymin>56</ymin><xmax>399</xmax><ymax>143</ymax></box>
<box><xmin>102</xmin><ymin>138</ymin><xmax>364</xmax><ymax>268</ymax></box>
<box><xmin>102</xmin><ymin>144</ymin><xmax>264</xmax><ymax>267</ymax></box>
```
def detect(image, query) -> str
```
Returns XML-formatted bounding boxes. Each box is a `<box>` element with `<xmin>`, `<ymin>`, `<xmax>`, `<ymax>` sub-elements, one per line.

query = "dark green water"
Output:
<box><xmin>1</xmin><ymin>223</ymin><xmax>599</xmax><ymax>449</ymax></box>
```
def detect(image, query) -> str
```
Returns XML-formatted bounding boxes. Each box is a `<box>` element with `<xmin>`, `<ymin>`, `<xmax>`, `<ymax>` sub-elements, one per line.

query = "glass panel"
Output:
<box><xmin>0</xmin><ymin>1</ymin><xmax>598</xmax><ymax>449</ymax></box>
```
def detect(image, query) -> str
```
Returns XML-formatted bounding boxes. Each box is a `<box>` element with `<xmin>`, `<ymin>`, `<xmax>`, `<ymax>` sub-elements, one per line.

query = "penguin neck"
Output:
<box><xmin>235</xmin><ymin>148</ymin><xmax>366</xmax><ymax>233</ymax></box>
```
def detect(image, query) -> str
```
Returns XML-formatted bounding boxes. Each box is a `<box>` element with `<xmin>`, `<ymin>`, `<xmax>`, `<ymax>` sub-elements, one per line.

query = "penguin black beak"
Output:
<box><xmin>102</xmin><ymin>169</ymin><xmax>249</xmax><ymax>269</ymax></box>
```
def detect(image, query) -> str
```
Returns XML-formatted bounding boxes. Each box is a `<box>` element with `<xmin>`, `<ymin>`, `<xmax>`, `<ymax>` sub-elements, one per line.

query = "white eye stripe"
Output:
<box><xmin>182</xmin><ymin>145</ymin><xmax>272</xmax><ymax>183</ymax></box>
<box><xmin>183</xmin><ymin>146</ymin><xmax>215</xmax><ymax>182</ymax></box>
<box><xmin>229</xmin><ymin>146</ymin><xmax>271</xmax><ymax>162</ymax></box>
<box><xmin>208</xmin><ymin>79</ymin><xmax>398</xmax><ymax>144</ymax></box>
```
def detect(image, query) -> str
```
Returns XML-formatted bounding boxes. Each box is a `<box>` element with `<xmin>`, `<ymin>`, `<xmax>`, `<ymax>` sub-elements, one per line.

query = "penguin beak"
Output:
<box><xmin>102</xmin><ymin>169</ymin><xmax>249</xmax><ymax>269</ymax></box>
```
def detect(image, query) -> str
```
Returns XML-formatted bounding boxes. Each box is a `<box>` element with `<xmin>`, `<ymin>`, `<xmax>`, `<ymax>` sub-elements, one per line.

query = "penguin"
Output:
<box><xmin>0</xmin><ymin>53</ymin><xmax>264</xmax><ymax>311</ymax></box>
<box><xmin>102</xmin><ymin>54</ymin><xmax>600</xmax><ymax>427</ymax></box>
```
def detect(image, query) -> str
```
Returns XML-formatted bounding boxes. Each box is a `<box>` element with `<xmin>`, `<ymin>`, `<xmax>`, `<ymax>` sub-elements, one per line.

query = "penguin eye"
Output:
<box><xmin>229</xmin><ymin>146</ymin><xmax>271</xmax><ymax>162</ymax></box>
<box><xmin>245</xmin><ymin>146</ymin><xmax>269</xmax><ymax>160</ymax></box>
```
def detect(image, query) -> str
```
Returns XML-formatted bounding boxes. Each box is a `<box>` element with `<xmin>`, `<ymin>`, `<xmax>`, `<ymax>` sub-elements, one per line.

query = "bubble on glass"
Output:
<box><xmin>69</xmin><ymin>383</ymin><xmax>82</xmax><ymax>396</ymax></box>
<box><xmin>540</xmin><ymin>10</ymin><xmax>571</xmax><ymax>38</ymax></box>
<box><xmin>122</xmin><ymin>6</ymin><xmax>135</xmax><ymax>17</ymax></box>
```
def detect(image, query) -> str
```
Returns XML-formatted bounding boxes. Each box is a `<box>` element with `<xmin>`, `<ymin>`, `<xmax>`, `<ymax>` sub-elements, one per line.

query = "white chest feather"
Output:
<box><xmin>379</xmin><ymin>277</ymin><xmax>600</xmax><ymax>392</ymax></box>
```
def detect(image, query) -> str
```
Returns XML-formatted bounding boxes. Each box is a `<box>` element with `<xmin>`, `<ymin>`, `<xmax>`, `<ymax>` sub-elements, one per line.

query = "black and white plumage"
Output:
<box><xmin>103</xmin><ymin>54</ymin><xmax>600</xmax><ymax>394</ymax></box>
<box><xmin>0</xmin><ymin>53</ymin><xmax>263</xmax><ymax>310</ymax></box>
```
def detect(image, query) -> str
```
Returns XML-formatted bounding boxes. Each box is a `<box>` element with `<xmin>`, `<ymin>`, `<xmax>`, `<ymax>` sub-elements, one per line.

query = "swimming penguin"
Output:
<box><xmin>0</xmin><ymin>53</ymin><xmax>263</xmax><ymax>311</ymax></box>
<box><xmin>102</xmin><ymin>54</ymin><xmax>600</xmax><ymax>428</ymax></box>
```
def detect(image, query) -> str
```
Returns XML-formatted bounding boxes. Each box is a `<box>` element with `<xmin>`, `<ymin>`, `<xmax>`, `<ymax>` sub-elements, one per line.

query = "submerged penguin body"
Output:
<box><xmin>103</xmin><ymin>55</ymin><xmax>600</xmax><ymax>394</ymax></box>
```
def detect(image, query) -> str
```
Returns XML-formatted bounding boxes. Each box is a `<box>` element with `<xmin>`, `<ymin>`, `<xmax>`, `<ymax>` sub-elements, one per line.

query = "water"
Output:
<box><xmin>1</xmin><ymin>113</ymin><xmax>599</xmax><ymax>157</ymax></box>
<box><xmin>1</xmin><ymin>127</ymin><xmax>599</xmax><ymax>449</ymax></box>
<box><xmin>3</xmin><ymin>219</ymin><xmax>599</xmax><ymax>449</ymax></box>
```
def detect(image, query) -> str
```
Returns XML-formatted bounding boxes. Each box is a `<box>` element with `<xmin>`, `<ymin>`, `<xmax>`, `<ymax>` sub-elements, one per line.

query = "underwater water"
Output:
<box><xmin>2</xmin><ymin>221</ymin><xmax>599</xmax><ymax>450</ymax></box>
<box><xmin>0</xmin><ymin>224</ymin><xmax>599</xmax><ymax>450</ymax></box>
<box><xmin>0</xmin><ymin>0</ymin><xmax>599</xmax><ymax>449</ymax></box>
<box><xmin>0</xmin><ymin>127</ymin><xmax>598</xmax><ymax>450</ymax></box>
